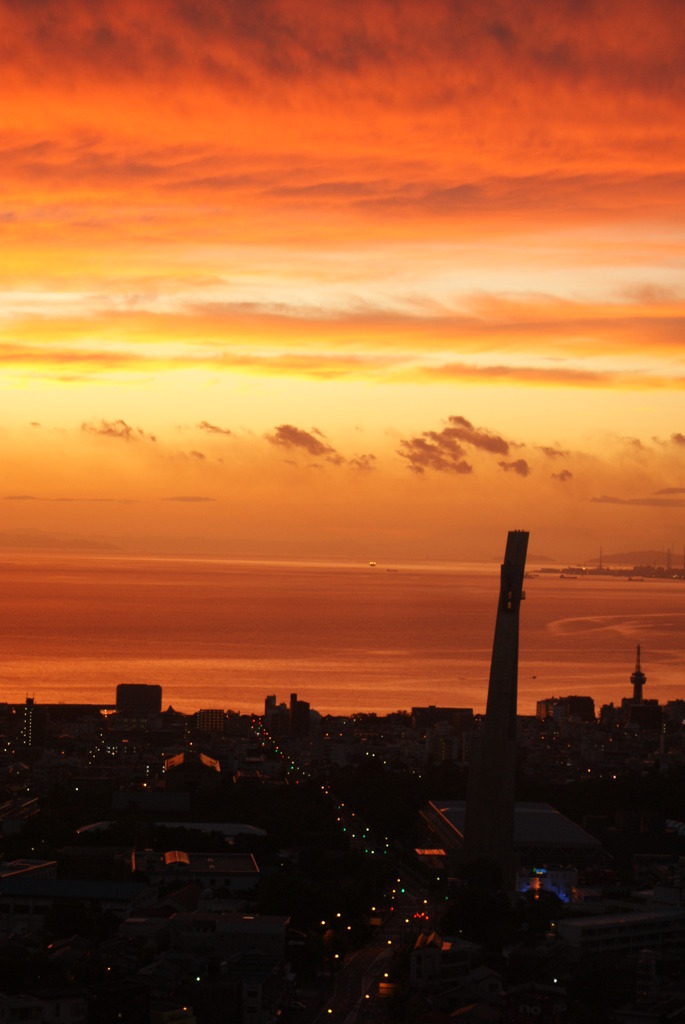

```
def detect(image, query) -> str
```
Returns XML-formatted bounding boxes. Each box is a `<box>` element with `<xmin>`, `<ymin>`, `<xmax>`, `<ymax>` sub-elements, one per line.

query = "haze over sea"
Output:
<box><xmin>1</xmin><ymin>554</ymin><xmax>684</xmax><ymax>716</ymax></box>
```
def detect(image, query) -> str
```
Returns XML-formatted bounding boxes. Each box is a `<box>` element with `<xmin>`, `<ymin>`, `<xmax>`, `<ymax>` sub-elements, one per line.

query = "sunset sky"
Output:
<box><xmin>2</xmin><ymin>0</ymin><xmax>685</xmax><ymax>563</ymax></box>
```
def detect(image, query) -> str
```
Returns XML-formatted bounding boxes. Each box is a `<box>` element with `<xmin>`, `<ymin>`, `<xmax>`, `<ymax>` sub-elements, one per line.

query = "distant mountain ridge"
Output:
<box><xmin>587</xmin><ymin>549</ymin><xmax>684</xmax><ymax>567</ymax></box>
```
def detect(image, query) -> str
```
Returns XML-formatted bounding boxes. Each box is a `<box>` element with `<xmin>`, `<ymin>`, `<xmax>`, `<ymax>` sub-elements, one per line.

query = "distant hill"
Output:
<box><xmin>0</xmin><ymin>529</ymin><xmax>120</xmax><ymax>552</ymax></box>
<box><xmin>586</xmin><ymin>549</ymin><xmax>683</xmax><ymax>567</ymax></box>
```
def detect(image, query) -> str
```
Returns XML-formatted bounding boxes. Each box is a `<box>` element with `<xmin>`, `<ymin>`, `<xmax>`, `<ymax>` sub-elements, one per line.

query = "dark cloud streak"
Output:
<box><xmin>163</xmin><ymin>495</ymin><xmax>215</xmax><ymax>502</ymax></box>
<box><xmin>81</xmin><ymin>418</ymin><xmax>156</xmax><ymax>442</ymax></box>
<box><xmin>397</xmin><ymin>414</ymin><xmax>510</xmax><ymax>475</ymax></box>
<box><xmin>445</xmin><ymin>414</ymin><xmax>509</xmax><ymax>454</ymax></box>
<box><xmin>348</xmin><ymin>453</ymin><xmax>377</xmax><ymax>472</ymax></box>
<box><xmin>265</xmin><ymin>423</ymin><xmax>344</xmax><ymax>465</ymax></box>
<box><xmin>539</xmin><ymin>445</ymin><xmax>569</xmax><ymax>458</ymax></box>
<box><xmin>591</xmin><ymin>494</ymin><xmax>685</xmax><ymax>507</ymax></box>
<box><xmin>197</xmin><ymin>420</ymin><xmax>232</xmax><ymax>436</ymax></box>
<box><xmin>498</xmin><ymin>458</ymin><xmax>530</xmax><ymax>476</ymax></box>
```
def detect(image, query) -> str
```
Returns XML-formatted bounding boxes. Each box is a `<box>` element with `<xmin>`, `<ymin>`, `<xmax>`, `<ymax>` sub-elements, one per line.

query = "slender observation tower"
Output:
<box><xmin>631</xmin><ymin>644</ymin><xmax>646</xmax><ymax>704</ymax></box>
<box><xmin>464</xmin><ymin>529</ymin><xmax>529</xmax><ymax>887</ymax></box>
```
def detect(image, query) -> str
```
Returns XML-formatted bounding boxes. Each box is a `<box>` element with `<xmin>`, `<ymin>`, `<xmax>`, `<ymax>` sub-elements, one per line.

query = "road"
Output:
<box><xmin>311</xmin><ymin>879</ymin><xmax>437</xmax><ymax>1024</ymax></box>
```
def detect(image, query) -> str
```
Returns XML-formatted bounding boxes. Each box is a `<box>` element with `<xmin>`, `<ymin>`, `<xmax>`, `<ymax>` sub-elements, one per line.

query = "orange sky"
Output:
<box><xmin>2</xmin><ymin>0</ymin><xmax>685</xmax><ymax>563</ymax></box>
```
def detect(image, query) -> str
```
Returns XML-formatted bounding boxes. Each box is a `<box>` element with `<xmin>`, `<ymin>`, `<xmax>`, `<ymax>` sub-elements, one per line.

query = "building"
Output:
<box><xmin>194</xmin><ymin>708</ymin><xmax>225</xmax><ymax>734</ymax></box>
<box><xmin>422</xmin><ymin>800</ymin><xmax>604</xmax><ymax>891</ymax></box>
<box><xmin>536</xmin><ymin>695</ymin><xmax>595</xmax><ymax>723</ymax></box>
<box><xmin>411</xmin><ymin>706</ymin><xmax>474</xmax><ymax>732</ymax></box>
<box><xmin>169</xmin><ymin>912</ymin><xmax>291</xmax><ymax>1023</ymax></box>
<box><xmin>164</xmin><ymin>751</ymin><xmax>221</xmax><ymax>791</ymax></box>
<box><xmin>170</xmin><ymin>911</ymin><xmax>289</xmax><ymax>958</ymax></box>
<box><xmin>116</xmin><ymin>683</ymin><xmax>162</xmax><ymax>719</ymax></box>
<box><xmin>264</xmin><ymin>695</ymin><xmax>289</xmax><ymax>738</ymax></box>
<box><xmin>0</xmin><ymin>859</ymin><xmax>57</xmax><ymax>882</ymax></box>
<box><xmin>131</xmin><ymin>850</ymin><xmax>260</xmax><ymax>893</ymax></box>
<box><xmin>0</xmin><ymin>879</ymin><xmax>152</xmax><ymax>935</ymax></box>
<box><xmin>410</xmin><ymin>932</ymin><xmax>481</xmax><ymax>989</ymax></box>
<box><xmin>289</xmin><ymin>693</ymin><xmax>310</xmax><ymax>737</ymax></box>
<box><xmin>464</xmin><ymin>530</ymin><xmax>528</xmax><ymax>886</ymax></box>
<box><xmin>22</xmin><ymin>697</ymin><xmax>34</xmax><ymax>749</ymax></box>
<box><xmin>557</xmin><ymin>907</ymin><xmax>685</xmax><ymax>959</ymax></box>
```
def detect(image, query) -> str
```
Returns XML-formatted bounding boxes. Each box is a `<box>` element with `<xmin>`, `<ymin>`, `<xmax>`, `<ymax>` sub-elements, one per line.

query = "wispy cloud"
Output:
<box><xmin>442</xmin><ymin>414</ymin><xmax>510</xmax><ymax>454</ymax></box>
<box><xmin>265</xmin><ymin>424</ymin><xmax>344</xmax><ymax>465</ymax></box>
<box><xmin>498</xmin><ymin>459</ymin><xmax>530</xmax><ymax>477</ymax></box>
<box><xmin>163</xmin><ymin>495</ymin><xmax>215</xmax><ymax>502</ymax></box>
<box><xmin>422</xmin><ymin>360</ymin><xmax>685</xmax><ymax>390</ymax></box>
<box><xmin>197</xmin><ymin>420</ymin><xmax>232</xmax><ymax>436</ymax></box>
<box><xmin>3</xmin><ymin>316</ymin><xmax>685</xmax><ymax>393</ymax></box>
<box><xmin>591</xmin><ymin>495</ymin><xmax>685</xmax><ymax>507</ymax></box>
<box><xmin>348</xmin><ymin>453</ymin><xmax>377</xmax><ymax>472</ymax></box>
<box><xmin>81</xmin><ymin>419</ymin><xmax>156</xmax><ymax>442</ymax></box>
<box><xmin>5</xmin><ymin>494</ymin><xmax>137</xmax><ymax>503</ymax></box>
<box><xmin>398</xmin><ymin>433</ymin><xmax>471</xmax><ymax>476</ymax></box>
<box><xmin>539</xmin><ymin>445</ymin><xmax>569</xmax><ymax>458</ymax></box>
<box><xmin>397</xmin><ymin>414</ymin><xmax>512</xmax><ymax>475</ymax></box>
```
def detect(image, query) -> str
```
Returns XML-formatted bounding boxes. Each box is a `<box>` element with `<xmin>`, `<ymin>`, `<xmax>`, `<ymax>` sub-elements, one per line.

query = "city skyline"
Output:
<box><xmin>2</xmin><ymin>1</ymin><xmax>685</xmax><ymax>563</ymax></box>
<box><xmin>1</xmin><ymin>553</ymin><xmax>683</xmax><ymax>715</ymax></box>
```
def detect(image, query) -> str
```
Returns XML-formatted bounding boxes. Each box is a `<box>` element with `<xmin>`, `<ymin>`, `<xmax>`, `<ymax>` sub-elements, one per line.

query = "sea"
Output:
<box><xmin>0</xmin><ymin>554</ymin><xmax>684</xmax><ymax>717</ymax></box>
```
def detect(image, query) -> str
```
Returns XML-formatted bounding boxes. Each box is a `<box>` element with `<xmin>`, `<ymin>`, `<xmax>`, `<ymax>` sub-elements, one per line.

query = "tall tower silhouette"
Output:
<box><xmin>464</xmin><ymin>530</ymin><xmax>528</xmax><ymax>887</ymax></box>
<box><xmin>631</xmin><ymin>644</ymin><xmax>646</xmax><ymax>703</ymax></box>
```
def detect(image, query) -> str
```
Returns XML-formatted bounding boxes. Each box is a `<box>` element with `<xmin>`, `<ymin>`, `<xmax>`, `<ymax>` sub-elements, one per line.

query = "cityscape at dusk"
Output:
<box><xmin>2</xmin><ymin>8</ymin><xmax>685</xmax><ymax>1017</ymax></box>
<box><xmin>1</xmin><ymin>0</ymin><xmax>685</xmax><ymax>562</ymax></box>
<box><xmin>0</xmin><ymin>534</ymin><xmax>684</xmax><ymax>1021</ymax></box>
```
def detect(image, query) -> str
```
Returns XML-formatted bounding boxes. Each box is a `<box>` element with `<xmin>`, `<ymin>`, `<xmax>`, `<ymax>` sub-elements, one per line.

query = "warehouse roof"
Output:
<box><xmin>428</xmin><ymin>800</ymin><xmax>601</xmax><ymax>850</ymax></box>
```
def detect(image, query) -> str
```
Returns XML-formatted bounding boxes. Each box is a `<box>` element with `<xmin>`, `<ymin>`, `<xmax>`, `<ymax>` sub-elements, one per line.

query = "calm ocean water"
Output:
<box><xmin>0</xmin><ymin>554</ymin><xmax>684</xmax><ymax>716</ymax></box>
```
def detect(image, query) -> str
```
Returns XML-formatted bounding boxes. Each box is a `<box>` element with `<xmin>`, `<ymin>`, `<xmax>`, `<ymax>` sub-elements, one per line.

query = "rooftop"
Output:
<box><xmin>430</xmin><ymin>800</ymin><xmax>602</xmax><ymax>850</ymax></box>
